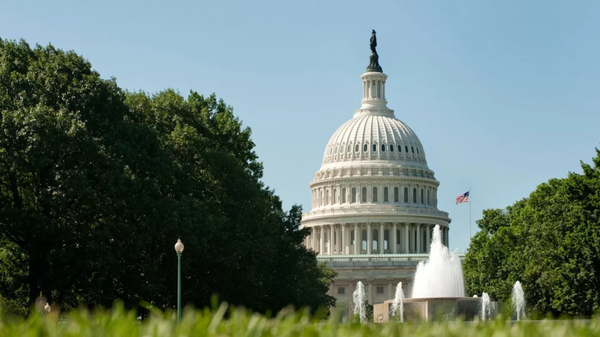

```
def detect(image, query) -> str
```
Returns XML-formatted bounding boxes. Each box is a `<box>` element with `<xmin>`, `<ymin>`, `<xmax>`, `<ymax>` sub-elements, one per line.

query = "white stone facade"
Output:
<box><xmin>301</xmin><ymin>68</ymin><xmax>451</xmax><ymax>310</ymax></box>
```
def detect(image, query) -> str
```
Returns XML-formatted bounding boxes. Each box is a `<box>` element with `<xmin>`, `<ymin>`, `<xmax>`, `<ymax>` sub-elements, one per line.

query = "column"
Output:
<box><xmin>349</xmin><ymin>279</ymin><xmax>355</xmax><ymax>311</ymax></box>
<box><xmin>442</xmin><ymin>227</ymin><xmax>446</xmax><ymax>246</ymax></box>
<box><xmin>329</xmin><ymin>225</ymin><xmax>334</xmax><ymax>255</ymax></box>
<box><xmin>416</xmin><ymin>224</ymin><xmax>421</xmax><ymax>253</ymax></box>
<box><xmin>305</xmin><ymin>234</ymin><xmax>310</xmax><ymax>250</ymax></box>
<box><xmin>379</xmin><ymin>223</ymin><xmax>384</xmax><ymax>254</ymax></box>
<box><xmin>342</xmin><ymin>224</ymin><xmax>347</xmax><ymax>254</ymax></box>
<box><xmin>336</xmin><ymin>225</ymin><xmax>342</xmax><ymax>254</ymax></box>
<box><xmin>387</xmin><ymin>279</ymin><xmax>392</xmax><ymax>300</ymax></box>
<box><xmin>404</xmin><ymin>223</ymin><xmax>409</xmax><ymax>254</ymax></box>
<box><xmin>354</xmin><ymin>223</ymin><xmax>359</xmax><ymax>254</ymax></box>
<box><xmin>319</xmin><ymin>226</ymin><xmax>324</xmax><ymax>254</ymax></box>
<box><xmin>367</xmin><ymin>223</ymin><xmax>372</xmax><ymax>254</ymax></box>
<box><xmin>425</xmin><ymin>224</ymin><xmax>431</xmax><ymax>253</ymax></box>
<box><xmin>312</xmin><ymin>227</ymin><xmax>318</xmax><ymax>252</ymax></box>
<box><xmin>368</xmin><ymin>279</ymin><xmax>373</xmax><ymax>304</ymax></box>
<box><xmin>392</xmin><ymin>223</ymin><xmax>398</xmax><ymax>254</ymax></box>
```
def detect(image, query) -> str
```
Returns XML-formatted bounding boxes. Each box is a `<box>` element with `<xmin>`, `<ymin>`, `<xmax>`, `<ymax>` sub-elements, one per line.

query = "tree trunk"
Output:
<box><xmin>28</xmin><ymin>253</ymin><xmax>51</xmax><ymax>307</ymax></box>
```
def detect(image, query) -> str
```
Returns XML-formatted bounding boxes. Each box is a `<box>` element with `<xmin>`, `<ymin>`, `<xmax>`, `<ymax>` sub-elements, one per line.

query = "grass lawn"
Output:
<box><xmin>1</xmin><ymin>303</ymin><xmax>599</xmax><ymax>337</ymax></box>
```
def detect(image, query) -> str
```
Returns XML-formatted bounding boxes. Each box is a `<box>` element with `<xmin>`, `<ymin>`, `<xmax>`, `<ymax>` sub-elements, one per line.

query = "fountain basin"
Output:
<box><xmin>373</xmin><ymin>297</ymin><xmax>500</xmax><ymax>322</ymax></box>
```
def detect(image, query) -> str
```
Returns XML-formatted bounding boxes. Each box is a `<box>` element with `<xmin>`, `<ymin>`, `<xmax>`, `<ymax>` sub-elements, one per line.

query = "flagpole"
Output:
<box><xmin>469</xmin><ymin>187</ymin><xmax>472</xmax><ymax>244</ymax></box>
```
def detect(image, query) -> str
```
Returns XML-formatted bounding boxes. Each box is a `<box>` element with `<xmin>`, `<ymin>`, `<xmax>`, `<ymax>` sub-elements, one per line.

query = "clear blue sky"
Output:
<box><xmin>3</xmin><ymin>0</ymin><xmax>600</xmax><ymax>253</ymax></box>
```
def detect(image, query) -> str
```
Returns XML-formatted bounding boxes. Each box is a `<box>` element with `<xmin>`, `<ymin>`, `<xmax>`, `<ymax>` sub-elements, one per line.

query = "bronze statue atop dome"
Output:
<box><xmin>370</xmin><ymin>29</ymin><xmax>377</xmax><ymax>53</ymax></box>
<box><xmin>367</xmin><ymin>29</ymin><xmax>382</xmax><ymax>72</ymax></box>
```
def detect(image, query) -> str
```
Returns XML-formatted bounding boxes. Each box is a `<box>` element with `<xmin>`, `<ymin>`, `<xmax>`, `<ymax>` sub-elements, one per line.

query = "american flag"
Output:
<box><xmin>456</xmin><ymin>191</ymin><xmax>470</xmax><ymax>205</ymax></box>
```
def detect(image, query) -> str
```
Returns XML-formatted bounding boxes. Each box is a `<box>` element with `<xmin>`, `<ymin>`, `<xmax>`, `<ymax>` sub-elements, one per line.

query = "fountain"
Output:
<box><xmin>512</xmin><ymin>281</ymin><xmax>525</xmax><ymax>320</ymax></box>
<box><xmin>481</xmin><ymin>292</ymin><xmax>491</xmax><ymax>321</ymax></box>
<box><xmin>353</xmin><ymin>281</ymin><xmax>367</xmax><ymax>323</ymax></box>
<box><xmin>390</xmin><ymin>282</ymin><xmax>404</xmax><ymax>322</ymax></box>
<box><xmin>412</xmin><ymin>225</ymin><xmax>465</xmax><ymax>298</ymax></box>
<box><xmin>373</xmin><ymin>225</ymin><xmax>500</xmax><ymax>322</ymax></box>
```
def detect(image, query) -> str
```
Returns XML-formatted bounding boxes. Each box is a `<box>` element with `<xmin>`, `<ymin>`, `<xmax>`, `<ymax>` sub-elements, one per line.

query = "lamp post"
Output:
<box><xmin>174</xmin><ymin>238</ymin><xmax>184</xmax><ymax>324</ymax></box>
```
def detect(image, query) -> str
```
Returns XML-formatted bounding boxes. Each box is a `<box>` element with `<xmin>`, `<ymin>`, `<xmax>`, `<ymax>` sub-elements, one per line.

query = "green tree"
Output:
<box><xmin>464</xmin><ymin>149</ymin><xmax>600</xmax><ymax>317</ymax></box>
<box><xmin>0</xmin><ymin>39</ymin><xmax>335</xmax><ymax>315</ymax></box>
<box><xmin>0</xmin><ymin>38</ymin><xmax>164</xmax><ymax>309</ymax></box>
<box><xmin>124</xmin><ymin>90</ymin><xmax>336</xmax><ymax>314</ymax></box>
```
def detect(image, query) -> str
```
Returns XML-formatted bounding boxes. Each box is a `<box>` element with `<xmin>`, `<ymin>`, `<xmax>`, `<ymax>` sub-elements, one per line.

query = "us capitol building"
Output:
<box><xmin>301</xmin><ymin>31</ymin><xmax>451</xmax><ymax>311</ymax></box>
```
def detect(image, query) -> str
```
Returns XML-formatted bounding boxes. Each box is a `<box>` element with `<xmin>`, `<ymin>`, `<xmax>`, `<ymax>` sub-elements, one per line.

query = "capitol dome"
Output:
<box><xmin>321</xmin><ymin>114</ymin><xmax>428</xmax><ymax>169</ymax></box>
<box><xmin>301</xmin><ymin>30</ymin><xmax>451</xmax><ymax>285</ymax></box>
<box><xmin>301</xmin><ymin>31</ymin><xmax>451</xmax><ymax>309</ymax></box>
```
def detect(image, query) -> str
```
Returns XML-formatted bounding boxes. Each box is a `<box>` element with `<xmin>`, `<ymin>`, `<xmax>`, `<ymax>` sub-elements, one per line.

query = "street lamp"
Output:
<box><xmin>174</xmin><ymin>238</ymin><xmax>184</xmax><ymax>324</ymax></box>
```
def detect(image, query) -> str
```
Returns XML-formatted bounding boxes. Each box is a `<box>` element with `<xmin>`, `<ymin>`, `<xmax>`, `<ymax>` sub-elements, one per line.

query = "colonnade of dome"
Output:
<box><xmin>304</xmin><ymin>222</ymin><xmax>449</xmax><ymax>255</ymax></box>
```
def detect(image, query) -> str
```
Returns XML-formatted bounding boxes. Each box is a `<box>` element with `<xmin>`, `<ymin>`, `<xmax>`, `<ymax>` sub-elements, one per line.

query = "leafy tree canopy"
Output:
<box><xmin>464</xmin><ymin>149</ymin><xmax>600</xmax><ymax>317</ymax></box>
<box><xmin>0</xmin><ymin>39</ymin><xmax>335</xmax><ymax>316</ymax></box>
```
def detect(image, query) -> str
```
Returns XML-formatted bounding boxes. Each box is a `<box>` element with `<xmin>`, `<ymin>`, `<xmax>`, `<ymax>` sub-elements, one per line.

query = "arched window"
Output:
<box><xmin>396</xmin><ymin>229</ymin><xmax>401</xmax><ymax>244</ymax></box>
<box><xmin>404</xmin><ymin>188</ymin><xmax>409</xmax><ymax>202</ymax></box>
<box><xmin>361</xmin><ymin>187</ymin><xmax>367</xmax><ymax>203</ymax></box>
<box><xmin>398</xmin><ymin>145</ymin><xmax>402</xmax><ymax>152</ymax></box>
<box><xmin>411</xmin><ymin>146</ymin><xmax>415</xmax><ymax>154</ymax></box>
<box><xmin>384</xmin><ymin>187</ymin><xmax>389</xmax><ymax>202</ymax></box>
<box><xmin>390</xmin><ymin>144</ymin><xmax>394</xmax><ymax>152</ymax></box>
<box><xmin>355</xmin><ymin>144</ymin><xmax>359</xmax><ymax>152</ymax></box>
<box><xmin>351</xmin><ymin>188</ymin><xmax>357</xmax><ymax>203</ymax></box>
<box><xmin>347</xmin><ymin>145</ymin><xmax>351</xmax><ymax>152</ymax></box>
<box><xmin>413</xmin><ymin>188</ymin><xmax>417</xmax><ymax>203</ymax></box>
<box><xmin>373</xmin><ymin>144</ymin><xmax>377</xmax><ymax>152</ymax></box>
<box><xmin>333</xmin><ymin>189</ymin><xmax>337</xmax><ymax>204</ymax></box>
<box><xmin>405</xmin><ymin>146</ymin><xmax>409</xmax><ymax>152</ymax></box>
<box><xmin>361</xmin><ymin>229</ymin><xmax>367</xmax><ymax>250</ymax></box>
<box><xmin>381</xmin><ymin>144</ymin><xmax>386</xmax><ymax>152</ymax></box>
<box><xmin>363</xmin><ymin>144</ymin><xmax>368</xmax><ymax>152</ymax></box>
<box><xmin>427</xmin><ymin>190</ymin><xmax>430</xmax><ymax>205</ymax></box>
<box><xmin>421</xmin><ymin>189</ymin><xmax>424</xmax><ymax>204</ymax></box>
<box><xmin>394</xmin><ymin>187</ymin><xmax>399</xmax><ymax>202</ymax></box>
<box><xmin>417</xmin><ymin>147</ymin><xmax>420</xmax><ymax>154</ymax></box>
<box><xmin>342</xmin><ymin>188</ymin><xmax>347</xmax><ymax>203</ymax></box>
<box><xmin>372</xmin><ymin>187</ymin><xmax>378</xmax><ymax>202</ymax></box>
<box><xmin>341</xmin><ymin>145</ymin><xmax>345</xmax><ymax>154</ymax></box>
<box><xmin>373</xmin><ymin>229</ymin><xmax>379</xmax><ymax>251</ymax></box>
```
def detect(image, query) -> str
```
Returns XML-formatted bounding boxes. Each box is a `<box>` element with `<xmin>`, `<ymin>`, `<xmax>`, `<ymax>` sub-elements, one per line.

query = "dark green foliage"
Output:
<box><xmin>464</xmin><ymin>149</ymin><xmax>600</xmax><ymax>317</ymax></box>
<box><xmin>0</xmin><ymin>39</ymin><xmax>335</xmax><ymax>316</ymax></box>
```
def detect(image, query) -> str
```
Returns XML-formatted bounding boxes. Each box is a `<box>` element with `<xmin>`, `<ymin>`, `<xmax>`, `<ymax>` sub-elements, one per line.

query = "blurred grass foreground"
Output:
<box><xmin>1</xmin><ymin>303</ymin><xmax>600</xmax><ymax>337</ymax></box>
